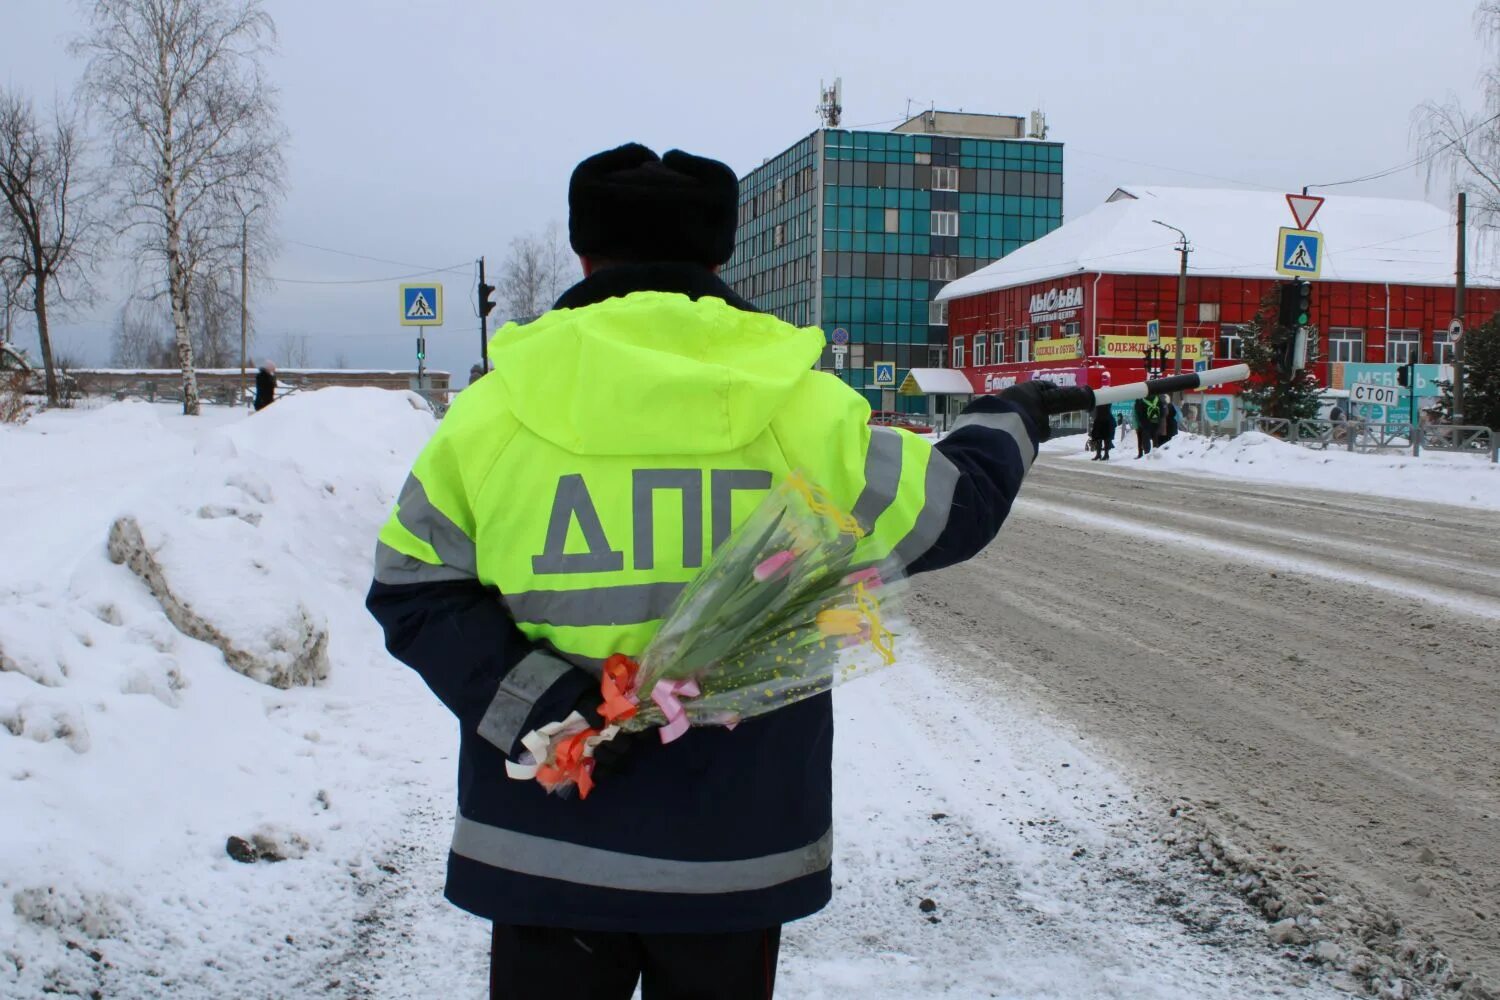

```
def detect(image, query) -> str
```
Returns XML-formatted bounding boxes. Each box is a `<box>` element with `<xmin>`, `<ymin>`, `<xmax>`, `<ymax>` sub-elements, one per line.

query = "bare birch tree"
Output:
<box><xmin>1415</xmin><ymin>1</ymin><xmax>1500</xmax><ymax>229</ymax></box>
<box><xmin>277</xmin><ymin>331</ymin><xmax>309</xmax><ymax>368</ymax></box>
<box><xmin>0</xmin><ymin>91</ymin><xmax>97</xmax><ymax>406</ymax></box>
<box><xmin>499</xmin><ymin>222</ymin><xmax>579</xmax><ymax>323</ymax></box>
<box><xmin>75</xmin><ymin>0</ymin><xmax>285</xmax><ymax>415</ymax></box>
<box><xmin>110</xmin><ymin>297</ymin><xmax>175</xmax><ymax>367</ymax></box>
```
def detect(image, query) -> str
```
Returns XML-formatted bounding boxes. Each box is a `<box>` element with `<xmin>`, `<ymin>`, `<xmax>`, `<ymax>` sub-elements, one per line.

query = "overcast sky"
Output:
<box><xmin>2</xmin><ymin>0</ymin><xmax>1488</xmax><ymax>376</ymax></box>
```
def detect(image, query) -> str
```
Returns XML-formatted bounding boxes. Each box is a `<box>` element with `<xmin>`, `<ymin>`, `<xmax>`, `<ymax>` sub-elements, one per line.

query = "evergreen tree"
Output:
<box><xmin>1239</xmin><ymin>289</ymin><xmax>1323</xmax><ymax>420</ymax></box>
<box><xmin>1432</xmin><ymin>313</ymin><xmax>1500</xmax><ymax>429</ymax></box>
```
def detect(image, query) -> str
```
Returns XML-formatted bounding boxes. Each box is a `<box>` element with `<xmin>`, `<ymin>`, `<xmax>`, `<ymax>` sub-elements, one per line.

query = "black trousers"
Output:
<box><xmin>490</xmin><ymin>924</ymin><xmax>781</xmax><ymax>1000</ymax></box>
<box><xmin>1136</xmin><ymin>427</ymin><xmax>1152</xmax><ymax>456</ymax></box>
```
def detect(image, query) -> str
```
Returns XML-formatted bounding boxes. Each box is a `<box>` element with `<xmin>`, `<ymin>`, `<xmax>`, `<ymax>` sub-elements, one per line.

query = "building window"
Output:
<box><xmin>973</xmin><ymin>334</ymin><xmax>987</xmax><ymax>367</ymax></box>
<box><xmin>1327</xmin><ymin>327</ymin><xmax>1364</xmax><ymax>364</ymax></box>
<box><xmin>1387</xmin><ymin>329</ymin><xmax>1419</xmax><ymax>365</ymax></box>
<box><xmin>953</xmin><ymin>336</ymin><xmax>965</xmax><ymax>369</ymax></box>
<box><xmin>929</xmin><ymin>256</ymin><xmax>957</xmax><ymax>281</ymax></box>
<box><xmin>1016</xmin><ymin>328</ymin><xmax>1030</xmax><ymax>363</ymax></box>
<box><xmin>914</xmin><ymin>151</ymin><xmax>931</xmax><ymax>165</ymax></box>
<box><xmin>1219</xmin><ymin>324</ymin><xmax>1247</xmax><ymax>361</ymax></box>
<box><xmin>1198</xmin><ymin>303</ymin><xmax>1220</xmax><ymax>323</ymax></box>
<box><xmin>851</xmin><ymin>344</ymin><xmax>866</xmax><ymax>369</ymax></box>
<box><xmin>1061</xmin><ymin>321</ymin><xmax>1080</xmax><ymax>339</ymax></box>
<box><xmin>1433</xmin><ymin>330</ymin><xmax>1454</xmax><ymax>365</ymax></box>
<box><xmin>884</xmin><ymin>208</ymin><xmax>899</xmax><ymax>233</ymax></box>
<box><xmin>931</xmin><ymin>211</ymin><xmax>958</xmax><ymax>237</ymax></box>
<box><xmin>991</xmin><ymin>334</ymin><xmax>1005</xmax><ymax>365</ymax></box>
<box><xmin>928</xmin><ymin>300</ymin><xmax>949</xmax><ymax>326</ymax></box>
<box><xmin>932</xmin><ymin>166</ymin><xmax>958</xmax><ymax>191</ymax></box>
<box><xmin>1034</xmin><ymin>324</ymin><xmax>1052</xmax><ymax>340</ymax></box>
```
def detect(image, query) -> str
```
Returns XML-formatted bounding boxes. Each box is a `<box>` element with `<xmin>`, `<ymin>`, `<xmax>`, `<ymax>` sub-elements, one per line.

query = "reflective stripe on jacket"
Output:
<box><xmin>366</xmin><ymin>262</ymin><xmax>1039</xmax><ymax>932</ymax></box>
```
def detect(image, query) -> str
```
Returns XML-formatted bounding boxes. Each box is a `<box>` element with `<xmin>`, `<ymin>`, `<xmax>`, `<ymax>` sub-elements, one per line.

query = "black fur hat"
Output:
<box><xmin>568</xmin><ymin>143</ymin><xmax>739</xmax><ymax>267</ymax></box>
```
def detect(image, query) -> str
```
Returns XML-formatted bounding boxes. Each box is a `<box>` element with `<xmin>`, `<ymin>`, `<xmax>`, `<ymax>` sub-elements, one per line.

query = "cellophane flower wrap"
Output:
<box><xmin>505</xmin><ymin>471</ymin><xmax>906</xmax><ymax>798</ymax></box>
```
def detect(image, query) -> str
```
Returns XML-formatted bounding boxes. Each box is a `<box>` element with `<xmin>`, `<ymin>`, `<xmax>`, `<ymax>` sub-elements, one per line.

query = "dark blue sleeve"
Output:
<box><xmin>365</xmin><ymin>579</ymin><xmax>596</xmax><ymax>749</ymax></box>
<box><xmin>905</xmin><ymin>396</ymin><xmax>1041</xmax><ymax>576</ymax></box>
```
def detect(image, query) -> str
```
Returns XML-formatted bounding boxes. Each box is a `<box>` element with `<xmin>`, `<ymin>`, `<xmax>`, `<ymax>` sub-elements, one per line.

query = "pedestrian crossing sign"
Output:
<box><xmin>873</xmin><ymin>362</ymin><xmax>897</xmax><ymax>387</ymax></box>
<box><xmin>1275</xmin><ymin>228</ymin><xmax>1322</xmax><ymax>278</ymax></box>
<box><xmin>400</xmin><ymin>283</ymin><xmax>444</xmax><ymax>327</ymax></box>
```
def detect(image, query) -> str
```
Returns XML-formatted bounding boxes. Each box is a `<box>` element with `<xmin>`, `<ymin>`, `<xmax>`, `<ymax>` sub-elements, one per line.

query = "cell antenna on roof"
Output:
<box><xmin>1028</xmin><ymin>109</ymin><xmax>1048</xmax><ymax>140</ymax></box>
<box><xmin>817</xmin><ymin>78</ymin><xmax>842</xmax><ymax>127</ymax></box>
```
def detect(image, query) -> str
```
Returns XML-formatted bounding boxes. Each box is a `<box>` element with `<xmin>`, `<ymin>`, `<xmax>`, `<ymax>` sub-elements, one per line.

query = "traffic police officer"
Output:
<box><xmin>367</xmin><ymin>143</ymin><xmax>1054</xmax><ymax>999</ymax></box>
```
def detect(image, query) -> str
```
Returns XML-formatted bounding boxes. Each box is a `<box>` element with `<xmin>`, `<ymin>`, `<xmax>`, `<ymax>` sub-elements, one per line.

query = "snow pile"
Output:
<box><xmin>0</xmin><ymin>394</ymin><xmax>1350</xmax><ymax>998</ymax></box>
<box><xmin>1048</xmin><ymin>430</ymin><xmax>1500</xmax><ymax>509</ymax></box>
<box><xmin>0</xmin><ymin>391</ymin><xmax>462</xmax><ymax>997</ymax></box>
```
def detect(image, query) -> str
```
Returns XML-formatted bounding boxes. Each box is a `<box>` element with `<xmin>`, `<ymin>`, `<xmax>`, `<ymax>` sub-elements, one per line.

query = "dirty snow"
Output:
<box><xmin>1046</xmin><ymin>430</ymin><xmax>1500</xmax><ymax>510</ymax></box>
<box><xmin>1</xmin><ymin>392</ymin><xmax>1345</xmax><ymax>998</ymax></box>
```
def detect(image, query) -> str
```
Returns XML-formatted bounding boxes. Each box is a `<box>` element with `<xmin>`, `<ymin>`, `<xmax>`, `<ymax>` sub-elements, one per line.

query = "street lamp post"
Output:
<box><xmin>236</xmin><ymin>200</ymin><xmax>264</xmax><ymax>406</ymax></box>
<box><xmin>1152</xmin><ymin>220</ymin><xmax>1192</xmax><ymax>376</ymax></box>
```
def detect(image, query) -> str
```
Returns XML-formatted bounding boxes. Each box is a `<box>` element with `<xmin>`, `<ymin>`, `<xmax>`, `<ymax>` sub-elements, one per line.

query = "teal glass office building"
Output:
<box><xmin>723</xmin><ymin>113</ymin><xmax>1064</xmax><ymax>412</ymax></box>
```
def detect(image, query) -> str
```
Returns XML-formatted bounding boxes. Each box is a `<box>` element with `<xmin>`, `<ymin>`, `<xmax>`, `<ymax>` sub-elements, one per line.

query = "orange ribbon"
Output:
<box><xmin>536</xmin><ymin>729</ymin><xmax>598</xmax><ymax>799</ymax></box>
<box><xmin>533</xmin><ymin>654</ymin><xmax>642</xmax><ymax>800</ymax></box>
<box><xmin>599</xmin><ymin>653</ymin><xmax>641</xmax><ymax>725</ymax></box>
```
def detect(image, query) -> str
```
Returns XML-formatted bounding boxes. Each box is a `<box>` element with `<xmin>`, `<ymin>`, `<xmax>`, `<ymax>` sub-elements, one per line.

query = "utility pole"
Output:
<box><xmin>1454</xmin><ymin>191</ymin><xmax>1467</xmax><ymax>424</ymax></box>
<box><xmin>236</xmin><ymin>201</ymin><xmax>263</xmax><ymax>405</ymax></box>
<box><xmin>1152</xmin><ymin>220</ymin><xmax>1191</xmax><ymax>374</ymax></box>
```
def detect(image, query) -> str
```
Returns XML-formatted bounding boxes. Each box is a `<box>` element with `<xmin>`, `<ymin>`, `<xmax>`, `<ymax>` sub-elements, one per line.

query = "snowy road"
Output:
<box><xmin>7</xmin><ymin>399</ymin><xmax>1469</xmax><ymax>998</ymax></box>
<box><xmin>915</xmin><ymin>450</ymin><xmax>1500</xmax><ymax>996</ymax></box>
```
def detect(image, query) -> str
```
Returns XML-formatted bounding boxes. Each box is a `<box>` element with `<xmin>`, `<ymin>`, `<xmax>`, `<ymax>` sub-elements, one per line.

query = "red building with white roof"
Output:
<box><xmin>933</xmin><ymin>186</ymin><xmax>1500</xmax><ymax>423</ymax></box>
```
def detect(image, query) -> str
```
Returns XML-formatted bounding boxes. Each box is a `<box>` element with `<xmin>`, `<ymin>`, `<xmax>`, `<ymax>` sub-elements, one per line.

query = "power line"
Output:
<box><xmin>269</xmin><ymin>262</ymin><xmax>471</xmax><ymax>285</ymax></box>
<box><xmin>1067</xmin><ymin>148</ymin><xmax>1280</xmax><ymax>191</ymax></box>
<box><xmin>282</xmin><ymin>238</ymin><xmax>467</xmax><ymax>273</ymax></box>
<box><xmin>1307</xmin><ymin>110</ymin><xmax>1500</xmax><ymax>191</ymax></box>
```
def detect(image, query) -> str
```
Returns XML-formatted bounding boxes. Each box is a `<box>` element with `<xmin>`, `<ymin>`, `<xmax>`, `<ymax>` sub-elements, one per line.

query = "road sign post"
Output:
<box><xmin>400</xmin><ymin>283</ymin><xmax>444</xmax><ymax>388</ymax></box>
<box><xmin>873</xmin><ymin>361</ymin><xmax>896</xmax><ymax>388</ymax></box>
<box><xmin>1276</xmin><ymin>228</ymin><xmax>1323</xmax><ymax>278</ymax></box>
<box><xmin>1286</xmin><ymin>193</ymin><xmax>1325</xmax><ymax>230</ymax></box>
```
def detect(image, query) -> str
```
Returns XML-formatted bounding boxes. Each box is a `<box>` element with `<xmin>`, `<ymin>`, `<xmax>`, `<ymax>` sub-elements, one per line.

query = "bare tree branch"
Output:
<box><xmin>0</xmin><ymin>90</ymin><xmax>100</xmax><ymax>406</ymax></box>
<box><xmin>1415</xmin><ymin>1</ymin><xmax>1500</xmax><ymax>231</ymax></box>
<box><xmin>75</xmin><ymin>0</ymin><xmax>286</xmax><ymax>415</ymax></box>
<box><xmin>499</xmin><ymin>223</ymin><xmax>580</xmax><ymax>323</ymax></box>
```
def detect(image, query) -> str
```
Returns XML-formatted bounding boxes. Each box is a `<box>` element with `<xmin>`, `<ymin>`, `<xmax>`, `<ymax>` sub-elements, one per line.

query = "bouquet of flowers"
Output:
<box><xmin>505</xmin><ymin>471</ymin><xmax>906</xmax><ymax>798</ymax></box>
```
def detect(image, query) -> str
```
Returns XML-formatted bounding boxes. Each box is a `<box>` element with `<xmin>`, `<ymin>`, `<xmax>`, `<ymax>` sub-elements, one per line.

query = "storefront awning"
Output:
<box><xmin>898</xmin><ymin>368</ymin><xmax>974</xmax><ymax>396</ymax></box>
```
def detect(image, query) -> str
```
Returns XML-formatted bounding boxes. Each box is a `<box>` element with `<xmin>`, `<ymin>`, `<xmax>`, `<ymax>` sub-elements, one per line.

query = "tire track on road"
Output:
<box><xmin>917</xmin><ymin>455</ymin><xmax>1500</xmax><ymax>996</ymax></box>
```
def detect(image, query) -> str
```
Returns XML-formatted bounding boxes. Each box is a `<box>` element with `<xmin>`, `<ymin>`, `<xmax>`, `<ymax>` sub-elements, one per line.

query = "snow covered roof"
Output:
<box><xmin>937</xmin><ymin>185</ymin><xmax>1500</xmax><ymax>301</ymax></box>
<box><xmin>898</xmin><ymin>368</ymin><xmax>973</xmax><ymax>395</ymax></box>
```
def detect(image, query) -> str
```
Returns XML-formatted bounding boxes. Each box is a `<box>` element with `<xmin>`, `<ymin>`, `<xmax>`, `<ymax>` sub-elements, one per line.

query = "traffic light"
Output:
<box><xmin>1277</xmin><ymin>280</ymin><xmax>1312</xmax><ymax>330</ymax></box>
<box><xmin>478</xmin><ymin>280</ymin><xmax>496</xmax><ymax>319</ymax></box>
<box><xmin>1274</xmin><ymin>333</ymin><xmax>1295</xmax><ymax>380</ymax></box>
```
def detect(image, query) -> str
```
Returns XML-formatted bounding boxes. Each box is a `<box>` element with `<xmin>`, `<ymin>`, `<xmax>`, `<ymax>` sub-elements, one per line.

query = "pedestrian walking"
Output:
<box><xmin>1133</xmin><ymin>396</ymin><xmax>1158</xmax><ymax>457</ymax></box>
<box><xmin>253</xmin><ymin>360</ymin><xmax>276</xmax><ymax>411</ymax></box>
<box><xmin>1153</xmin><ymin>400</ymin><xmax>1179</xmax><ymax>447</ymax></box>
<box><xmin>1090</xmin><ymin>404</ymin><xmax>1114</xmax><ymax>461</ymax></box>
<box><xmin>365</xmin><ymin>142</ymin><xmax>1056</xmax><ymax>1000</ymax></box>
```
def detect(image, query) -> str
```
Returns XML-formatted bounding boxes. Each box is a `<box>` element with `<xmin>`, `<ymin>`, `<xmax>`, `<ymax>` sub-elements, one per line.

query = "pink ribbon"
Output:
<box><xmin>651</xmin><ymin>678</ymin><xmax>701</xmax><ymax>744</ymax></box>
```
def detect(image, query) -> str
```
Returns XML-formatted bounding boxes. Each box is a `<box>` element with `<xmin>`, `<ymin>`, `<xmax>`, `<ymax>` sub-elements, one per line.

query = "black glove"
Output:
<box><xmin>573</xmin><ymin>695</ymin><xmax>649</xmax><ymax>779</ymax></box>
<box><xmin>997</xmin><ymin>380</ymin><xmax>1060</xmax><ymax>442</ymax></box>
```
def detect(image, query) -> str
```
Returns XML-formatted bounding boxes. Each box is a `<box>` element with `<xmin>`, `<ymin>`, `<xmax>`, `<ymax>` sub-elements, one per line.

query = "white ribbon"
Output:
<box><xmin>503</xmin><ymin>711</ymin><xmax>590</xmax><ymax>781</ymax></box>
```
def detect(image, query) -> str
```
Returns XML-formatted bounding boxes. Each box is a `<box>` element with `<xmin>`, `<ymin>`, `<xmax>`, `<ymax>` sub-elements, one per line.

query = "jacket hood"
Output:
<box><xmin>490</xmin><ymin>291</ymin><xmax>823</xmax><ymax>456</ymax></box>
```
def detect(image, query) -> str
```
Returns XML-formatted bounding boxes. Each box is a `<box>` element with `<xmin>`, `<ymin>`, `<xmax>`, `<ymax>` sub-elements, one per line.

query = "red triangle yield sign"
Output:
<box><xmin>1287</xmin><ymin>193</ymin><xmax>1325</xmax><ymax>230</ymax></box>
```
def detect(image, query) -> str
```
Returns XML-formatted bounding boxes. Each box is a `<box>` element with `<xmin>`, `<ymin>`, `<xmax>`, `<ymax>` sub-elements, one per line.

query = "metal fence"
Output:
<box><xmin>1249</xmin><ymin>416</ymin><xmax>1498</xmax><ymax>462</ymax></box>
<box><xmin>64</xmin><ymin>372</ymin><xmax>452</xmax><ymax>416</ymax></box>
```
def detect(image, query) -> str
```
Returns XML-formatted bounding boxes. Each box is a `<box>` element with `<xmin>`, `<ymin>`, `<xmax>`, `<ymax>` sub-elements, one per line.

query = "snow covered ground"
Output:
<box><xmin>1</xmin><ymin>393</ymin><xmax>1345</xmax><ymax>998</ymax></box>
<box><xmin>1045</xmin><ymin>430</ymin><xmax>1500</xmax><ymax>510</ymax></box>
